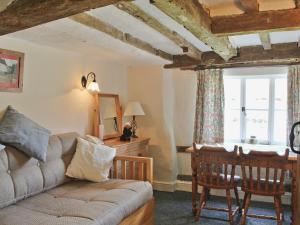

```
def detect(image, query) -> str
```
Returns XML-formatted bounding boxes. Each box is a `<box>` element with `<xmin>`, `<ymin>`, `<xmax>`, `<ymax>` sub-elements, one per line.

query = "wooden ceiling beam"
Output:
<box><xmin>259</xmin><ymin>32</ymin><xmax>272</xmax><ymax>50</ymax></box>
<box><xmin>212</xmin><ymin>8</ymin><xmax>300</xmax><ymax>36</ymax></box>
<box><xmin>70</xmin><ymin>13</ymin><xmax>173</xmax><ymax>61</ymax></box>
<box><xmin>164</xmin><ymin>43</ymin><xmax>300</xmax><ymax>70</ymax></box>
<box><xmin>240</xmin><ymin>0</ymin><xmax>259</xmax><ymax>13</ymax></box>
<box><xmin>151</xmin><ymin>0</ymin><xmax>237</xmax><ymax>61</ymax></box>
<box><xmin>116</xmin><ymin>2</ymin><xmax>202</xmax><ymax>59</ymax></box>
<box><xmin>115</xmin><ymin>2</ymin><xmax>202</xmax><ymax>59</ymax></box>
<box><xmin>0</xmin><ymin>0</ymin><xmax>132</xmax><ymax>36</ymax></box>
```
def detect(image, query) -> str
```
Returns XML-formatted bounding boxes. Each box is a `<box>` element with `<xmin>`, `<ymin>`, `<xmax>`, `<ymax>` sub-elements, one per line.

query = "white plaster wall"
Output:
<box><xmin>0</xmin><ymin>36</ymin><xmax>128</xmax><ymax>135</ymax></box>
<box><xmin>127</xmin><ymin>66</ymin><xmax>178</xmax><ymax>182</ymax></box>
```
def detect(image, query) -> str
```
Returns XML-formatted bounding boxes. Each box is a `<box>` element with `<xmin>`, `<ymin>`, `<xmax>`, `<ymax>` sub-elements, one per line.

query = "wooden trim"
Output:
<box><xmin>112</xmin><ymin>155</ymin><xmax>153</xmax><ymax>184</ymax></box>
<box><xmin>212</xmin><ymin>8</ymin><xmax>300</xmax><ymax>36</ymax></box>
<box><xmin>119</xmin><ymin>198</ymin><xmax>154</xmax><ymax>225</ymax></box>
<box><xmin>115</xmin><ymin>2</ymin><xmax>202</xmax><ymax>59</ymax></box>
<box><xmin>151</xmin><ymin>0</ymin><xmax>237</xmax><ymax>61</ymax></box>
<box><xmin>70</xmin><ymin>13</ymin><xmax>173</xmax><ymax>61</ymax></box>
<box><xmin>0</xmin><ymin>48</ymin><xmax>24</xmax><ymax>93</ymax></box>
<box><xmin>0</xmin><ymin>0</ymin><xmax>132</xmax><ymax>36</ymax></box>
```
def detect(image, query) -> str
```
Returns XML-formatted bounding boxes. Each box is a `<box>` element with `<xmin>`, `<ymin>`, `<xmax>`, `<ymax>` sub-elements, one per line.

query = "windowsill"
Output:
<box><xmin>183</xmin><ymin>142</ymin><xmax>291</xmax><ymax>156</ymax></box>
<box><xmin>222</xmin><ymin>142</ymin><xmax>289</xmax><ymax>155</ymax></box>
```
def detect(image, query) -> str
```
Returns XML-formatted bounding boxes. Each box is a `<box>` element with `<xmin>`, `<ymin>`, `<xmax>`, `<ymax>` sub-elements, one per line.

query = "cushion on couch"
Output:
<box><xmin>0</xmin><ymin>106</ymin><xmax>51</xmax><ymax>161</ymax></box>
<box><xmin>0</xmin><ymin>133</ymin><xmax>78</xmax><ymax>209</ymax></box>
<box><xmin>66</xmin><ymin>137</ymin><xmax>116</xmax><ymax>182</ymax></box>
<box><xmin>0</xmin><ymin>179</ymin><xmax>153</xmax><ymax>225</ymax></box>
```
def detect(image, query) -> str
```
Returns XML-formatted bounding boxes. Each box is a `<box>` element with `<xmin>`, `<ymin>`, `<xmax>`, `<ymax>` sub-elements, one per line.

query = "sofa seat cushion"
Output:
<box><xmin>0</xmin><ymin>179</ymin><xmax>153</xmax><ymax>225</ymax></box>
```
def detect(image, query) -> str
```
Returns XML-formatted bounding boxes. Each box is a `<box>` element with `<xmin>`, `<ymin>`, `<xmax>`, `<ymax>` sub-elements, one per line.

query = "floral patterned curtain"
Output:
<box><xmin>287</xmin><ymin>65</ymin><xmax>300</xmax><ymax>143</ymax></box>
<box><xmin>194</xmin><ymin>69</ymin><xmax>224</xmax><ymax>144</ymax></box>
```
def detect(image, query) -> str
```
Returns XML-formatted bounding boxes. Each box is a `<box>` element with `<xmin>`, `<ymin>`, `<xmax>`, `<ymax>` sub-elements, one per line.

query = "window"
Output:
<box><xmin>224</xmin><ymin>75</ymin><xmax>287</xmax><ymax>145</ymax></box>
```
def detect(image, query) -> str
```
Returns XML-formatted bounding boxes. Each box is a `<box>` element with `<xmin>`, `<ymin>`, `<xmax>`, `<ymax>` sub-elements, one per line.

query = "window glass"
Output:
<box><xmin>224</xmin><ymin>75</ymin><xmax>287</xmax><ymax>145</ymax></box>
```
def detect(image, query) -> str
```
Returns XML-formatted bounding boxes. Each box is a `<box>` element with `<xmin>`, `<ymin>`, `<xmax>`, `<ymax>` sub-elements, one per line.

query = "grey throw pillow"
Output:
<box><xmin>0</xmin><ymin>106</ymin><xmax>51</xmax><ymax>161</ymax></box>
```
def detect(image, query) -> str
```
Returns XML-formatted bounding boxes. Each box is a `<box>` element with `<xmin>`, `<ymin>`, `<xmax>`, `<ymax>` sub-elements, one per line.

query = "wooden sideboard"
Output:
<box><xmin>104</xmin><ymin>137</ymin><xmax>150</xmax><ymax>156</ymax></box>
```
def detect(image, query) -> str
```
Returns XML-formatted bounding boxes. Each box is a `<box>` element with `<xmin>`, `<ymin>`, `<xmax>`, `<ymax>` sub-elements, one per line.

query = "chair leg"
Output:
<box><xmin>274</xmin><ymin>195</ymin><xmax>283</xmax><ymax>225</ymax></box>
<box><xmin>241</xmin><ymin>193</ymin><xmax>251</xmax><ymax>225</ymax></box>
<box><xmin>195</xmin><ymin>187</ymin><xmax>207</xmax><ymax>221</ymax></box>
<box><xmin>226</xmin><ymin>189</ymin><xmax>234</xmax><ymax>225</ymax></box>
<box><xmin>234</xmin><ymin>186</ymin><xmax>241</xmax><ymax>212</ymax></box>
<box><xmin>203</xmin><ymin>188</ymin><xmax>210</xmax><ymax>206</ymax></box>
<box><xmin>278</xmin><ymin>196</ymin><xmax>284</xmax><ymax>221</ymax></box>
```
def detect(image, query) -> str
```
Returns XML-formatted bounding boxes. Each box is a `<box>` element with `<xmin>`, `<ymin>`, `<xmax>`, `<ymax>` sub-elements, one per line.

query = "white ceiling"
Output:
<box><xmin>5</xmin><ymin>0</ymin><xmax>300</xmax><ymax>64</ymax></box>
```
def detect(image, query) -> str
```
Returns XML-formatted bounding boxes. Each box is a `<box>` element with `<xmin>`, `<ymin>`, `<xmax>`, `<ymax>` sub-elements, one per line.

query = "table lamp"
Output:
<box><xmin>124</xmin><ymin>101</ymin><xmax>145</xmax><ymax>138</ymax></box>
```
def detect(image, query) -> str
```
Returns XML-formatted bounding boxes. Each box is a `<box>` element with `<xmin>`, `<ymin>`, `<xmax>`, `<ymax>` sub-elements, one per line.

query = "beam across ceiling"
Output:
<box><xmin>115</xmin><ymin>2</ymin><xmax>202</xmax><ymax>59</ymax></box>
<box><xmin>151</xmin><ymin>0</ymin><xmax>237</xmax><ymax>61</ymax></box>
<box><xmin>164</xmin><ymin>43</ymin><xmax>300</xmax><ymax>69</ymax></box>
<box><xmin>212</xmin><ymin>8</ymin><xmax>300</xmax><ymax>36</ymax></box>
<box><xmin>70</xmin><ymin>13</ymin><xmax>173</xmax><ymax>61</ymax></box>
<box><xmin>0</xmin><ymin>0</ymin><xmax>132</xmax><ymax>36</ymax></box>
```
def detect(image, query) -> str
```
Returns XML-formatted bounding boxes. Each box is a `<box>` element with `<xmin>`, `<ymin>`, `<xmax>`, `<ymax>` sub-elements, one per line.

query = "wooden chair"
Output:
<box><xmin>193</xmin><ymin>144</ymin><xmax>241</xmax><ymax>225</ymax></box>
<box><xmin>239</xmin><ymin>147</ymin><xmax>289</xmax><ymax>225</ymax></box>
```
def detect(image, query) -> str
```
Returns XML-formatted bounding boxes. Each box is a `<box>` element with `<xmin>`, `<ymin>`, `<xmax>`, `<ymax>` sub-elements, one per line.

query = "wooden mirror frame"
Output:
<box><xmin>93</xmin><ymin>93</ymin><xmax>122</xmax><ymax>140</ymax></box>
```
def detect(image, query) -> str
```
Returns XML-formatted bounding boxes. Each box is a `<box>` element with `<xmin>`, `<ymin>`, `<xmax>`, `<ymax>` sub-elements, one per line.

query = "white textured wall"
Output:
<box><xmin>0</xmin><ymin>36</ymin><xmax>128</xmax><ymax>135</ymax></box>
<box><xmin>127</xmin><ymin>66</ymin><xmax>197</xmax><ymax>183</ymax></box>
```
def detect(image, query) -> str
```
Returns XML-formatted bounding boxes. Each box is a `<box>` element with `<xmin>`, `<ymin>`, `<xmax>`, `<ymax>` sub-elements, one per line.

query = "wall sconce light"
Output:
<box><xmin>81</xmin><ymin>72</ymin><xmax>100</xmax><ymax>93</ymax></box>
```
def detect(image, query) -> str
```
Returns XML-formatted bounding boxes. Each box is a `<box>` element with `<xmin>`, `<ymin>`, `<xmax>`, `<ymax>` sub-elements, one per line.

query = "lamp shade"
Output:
<box><xmin>124</xmin><ymin>102</ymin><xmax>145</xmax><ymax>116</ymax></box>
<box><xmin>87</xmin><ymin>81</ymin><xmax>100</xmax><ymax>93</ymax></box>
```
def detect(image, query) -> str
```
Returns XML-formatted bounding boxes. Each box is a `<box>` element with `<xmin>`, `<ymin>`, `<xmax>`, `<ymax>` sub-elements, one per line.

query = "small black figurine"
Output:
<box><xmin>120</xmin><ymin>122</ymin><xmax>132</xmax><ymax>141</ymax></box>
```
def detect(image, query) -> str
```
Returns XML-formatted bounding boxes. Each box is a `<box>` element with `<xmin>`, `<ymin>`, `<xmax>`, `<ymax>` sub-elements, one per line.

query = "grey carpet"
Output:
<box><xmin>154</xmin><ymin>191</ymin><xmax>291</xmax><ymax>225</ymax></box>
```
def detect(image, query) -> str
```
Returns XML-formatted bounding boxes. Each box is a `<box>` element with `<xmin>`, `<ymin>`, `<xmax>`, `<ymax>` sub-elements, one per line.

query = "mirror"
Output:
<box><xmin>93</xmin><ymin>93</ymin><xmax>122</xmax><ymax>140</ymax></box>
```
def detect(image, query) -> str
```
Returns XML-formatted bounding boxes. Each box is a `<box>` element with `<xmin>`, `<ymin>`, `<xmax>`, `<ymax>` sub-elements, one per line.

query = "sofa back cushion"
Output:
<box><xmin>0</xmin><ymin>132</ymin><xmax>78</xmax><ymax>209</ymax></box>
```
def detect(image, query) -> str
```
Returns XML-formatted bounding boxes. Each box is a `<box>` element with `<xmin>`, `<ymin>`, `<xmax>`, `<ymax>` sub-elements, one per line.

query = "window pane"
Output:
<box><xmin>275</xmin><ymin>78</ymin><xmax>287</xmax><ymax>110</ymax></box>
<box><xmin>225</xmin><ymin>109</ymin><xmax>240</xmax><ymax>141</ymax></box>
<box><xmin>246</xmin><ymin>79</ymin><xmax>269</xmax><ymax>110</ymax></box>
<box><xmin>224</xmin><ymin>78</ymin><xmax>240</xmax><ymax>109</ymax></box>
<box><xmin>273</xmin><ymin>110</ymin><xmax>287</xmax><ymax>144</ymax></box>
<box><xmin>245</xmin><ymin>110</ymin><xmax>269</xmax><ymax>142</ymax></box>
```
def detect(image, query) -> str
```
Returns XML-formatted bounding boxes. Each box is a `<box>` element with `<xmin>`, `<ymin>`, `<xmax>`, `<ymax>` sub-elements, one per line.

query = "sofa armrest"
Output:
<box><xmin>111</xmin><ymin>155</ymin><xmax>153</xmax><ymax>184</ymax></box>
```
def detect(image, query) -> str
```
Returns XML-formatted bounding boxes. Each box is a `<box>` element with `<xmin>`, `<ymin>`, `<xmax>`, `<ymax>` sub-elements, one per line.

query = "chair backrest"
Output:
<box><xmin>193</xmin><ymin>144</ymin><xmax>238</xmax><ymax>188</ymax></box>
<box><xmin>239</xmin><ymin>147</ymin><xmax>289</xmax><ymax>194</ymax></box>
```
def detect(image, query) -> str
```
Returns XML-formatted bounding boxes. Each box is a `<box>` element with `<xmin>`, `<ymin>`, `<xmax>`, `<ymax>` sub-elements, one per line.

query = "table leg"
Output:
<box><xmin>192</xmin><ymin>170</ymin><xmax>197</xmax><ymax>215</ymax></box>
<box><xmin>291</xmin><ymin>169</ymin><xmax>297</xmax><ymax>225</ymax></box>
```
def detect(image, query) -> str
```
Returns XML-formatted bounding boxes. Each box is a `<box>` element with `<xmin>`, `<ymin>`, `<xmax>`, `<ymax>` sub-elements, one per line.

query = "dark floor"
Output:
<box><xmin>154</xmin><ymin>191</ymin><xmax>291</xmax><ymax>225</ymax></box>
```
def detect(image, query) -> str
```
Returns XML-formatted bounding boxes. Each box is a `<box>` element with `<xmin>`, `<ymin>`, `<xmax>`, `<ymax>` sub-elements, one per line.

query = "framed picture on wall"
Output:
<box><xmin>0</xmin><ymin>48</ymin><xmax>24</xmax><ymax>92</ymax></box>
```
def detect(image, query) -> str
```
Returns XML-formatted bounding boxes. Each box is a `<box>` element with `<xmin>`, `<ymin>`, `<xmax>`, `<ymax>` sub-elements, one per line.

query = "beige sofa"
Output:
<box><xmin>0</xmin><ymin>133</ymin><xmax>154</xmax><ymax>225</ymax></box>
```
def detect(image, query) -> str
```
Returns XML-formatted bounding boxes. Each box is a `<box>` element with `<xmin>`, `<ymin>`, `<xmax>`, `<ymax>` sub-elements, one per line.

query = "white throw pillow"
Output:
<box><xmin>66</xmin><ymin>137</ymin><xmax>116</xmax><ymax>182</ymax></box>
<box><xmin>84</xmin><ymin>135</ymin><xmax>104</xmax><ymax>145</ymax></box>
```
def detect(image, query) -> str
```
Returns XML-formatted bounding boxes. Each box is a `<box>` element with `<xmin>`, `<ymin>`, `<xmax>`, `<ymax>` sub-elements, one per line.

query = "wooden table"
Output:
<box><xmin>104</xmin><ymin>137</ymin><xmax>150</xmax><ymax>156</ymax></box>
<box><xmin>186</xmin><ymin>146</ymin><xmax>297</xmax><ymax>225</ymax></box>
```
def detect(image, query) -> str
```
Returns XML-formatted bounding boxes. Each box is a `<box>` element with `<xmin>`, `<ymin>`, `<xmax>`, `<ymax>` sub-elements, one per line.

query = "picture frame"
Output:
<box><xmin>0</xmin><ymin>48</ymin><xmax>24</xmax><ymax>92</ymax></box>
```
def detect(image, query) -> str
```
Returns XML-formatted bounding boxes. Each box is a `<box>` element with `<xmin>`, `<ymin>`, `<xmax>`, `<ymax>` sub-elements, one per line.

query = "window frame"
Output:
<box><xmin>224</xmin><ymin>74</ymin><xmax>287</xmax><ymax>145</ymax></box>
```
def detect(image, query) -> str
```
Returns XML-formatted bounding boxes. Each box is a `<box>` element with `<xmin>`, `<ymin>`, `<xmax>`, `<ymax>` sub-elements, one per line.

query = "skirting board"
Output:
<box><xmin>153</xmin><ymin>180</ymin><xmax>291</xmax><ymax>205</ymax></box>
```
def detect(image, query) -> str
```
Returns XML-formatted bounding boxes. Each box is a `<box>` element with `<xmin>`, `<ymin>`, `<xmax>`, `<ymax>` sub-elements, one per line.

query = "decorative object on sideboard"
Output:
<box><xmin>124</xmin><ymin>101</ymin><xmax>145</xmax><ymax>138</ymax></box>
<box><xmin>120</xmin><ymin>122</ymin><xmax>133</xmax><ymax>141</ymax></box>
<box><xmin>81</xmin><ymin>72</ymin><xmax>100</xmax><ymax>93</ymax></box>
<box><xmin>0</xmin><ymin>48</ymin><xmax>24</xmax><ymax>93</ymax></box>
